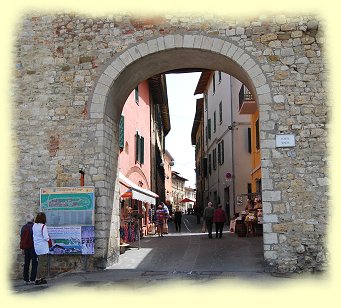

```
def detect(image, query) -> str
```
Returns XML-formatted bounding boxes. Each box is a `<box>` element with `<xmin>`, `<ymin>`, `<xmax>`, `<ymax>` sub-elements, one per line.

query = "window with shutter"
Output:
<box><xmin>213</xmin><ymin>111</ymin><xmax>216</xmax><ymax>132</ymax></box>
<box><xmin>208</xmin><ymin>119</ymin><xmax>211</xmax><ymax>140</ymax></box>
<box><xmin>203</xmin><ymin>158</ymin><xmax>207</xmax><ymax>177</ymax></box>
<box><xmin>256</xmin><ymin>119</ymin><xmax>260</xmax><ymax>149</ymax></box>
<box><xmin>219</xmin><ymin>101</ymin><xmax>222</xmax><ymax>123</ymax></box>
<box><xmin>212</xmin><ymin>73</ymin><xmax>216</xmax><ymax>94</ymax></box>
<box><xmin>213</xmin><ymin>148</ymin><xmax>217</xmax><ymax>170</ymax></box>
<box><xmin>140</xmin><ymin>136</ymin><xmax>144</xmax><ymax>164</ymax></box>
<box><xmin>248</xmin><ymin>127</ymin><xmax>252</xmax><ymax>153</ymax></box>
<box><xmin>135</xmin><ymin>132</ymin><xmax>139</xmax><ymax>162</ymax></box>
<box><xmin>119</xmin><ymin>115</ymin><xmax>124</xmax><ymax>150</ymax></box>
<box><xmin>208</xmin><ymin>154</ymin><xmax>212</xmax><ymax>175</ymax></box>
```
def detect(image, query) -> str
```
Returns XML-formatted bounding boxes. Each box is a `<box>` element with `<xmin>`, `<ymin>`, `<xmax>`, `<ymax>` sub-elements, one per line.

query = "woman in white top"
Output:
<box><xmin>32</xmin><ymin>212</ymin><xmax>50</xmax><ymax>285</ymax></box>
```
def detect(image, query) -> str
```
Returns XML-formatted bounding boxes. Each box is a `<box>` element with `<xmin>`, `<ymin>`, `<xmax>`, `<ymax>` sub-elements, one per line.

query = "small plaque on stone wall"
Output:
<box><xmin>275</xmin><ymin>134</ymin><xmax>295</xmax><ymax>148</ymax></box>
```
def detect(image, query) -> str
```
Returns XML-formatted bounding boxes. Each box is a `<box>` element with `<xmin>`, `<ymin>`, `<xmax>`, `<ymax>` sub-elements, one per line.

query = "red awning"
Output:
<box><xmin>180</xmin><ymin>197</ymin><xmax>196</xmax><ymax>203</ymax></box>
<box><xmin>120</xmin><ymin>188</ymin><xmax>133</xmax><ymax>199</ymax></box>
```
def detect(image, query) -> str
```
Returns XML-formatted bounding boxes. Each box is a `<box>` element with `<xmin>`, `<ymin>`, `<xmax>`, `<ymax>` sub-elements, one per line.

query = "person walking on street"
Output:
<box><xmin>155</xmin><ymin>205</ymin><xmax>166</xmax><ymax>237</ymax></box>
<box><xmin>213</xmin><ymin>205</ymin><xmax>227</xmax><ymax>238</ymax></box>
<box><xmin>162</xmin><ymin>203</ymin><xmax>170</xmax><ymax>234</ymax></box>
<box><xmin>203</xmin><ymin>202</ymin><xmax>214</xmax><ymax>238</ymax></box>
<box><xmin>32</xmin><ymin>212</ymin><xmax>51</xmax><ymax>285</ymax></box>
<box><xmin>20</xmin><ymin>213</ymin><xmax>38</xmax><ymax>285</ymax></box>
<box><xmin>173</xmin><ymin>206</ymin><xmax>182</xmax><ymax>232</ymax></box>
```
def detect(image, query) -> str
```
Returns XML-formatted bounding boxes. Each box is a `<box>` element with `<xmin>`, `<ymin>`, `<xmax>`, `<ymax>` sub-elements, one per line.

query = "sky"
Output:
<box><xmin>165</xmin><ymin>72</ymin><xmax>202</xmax><ymax>189</ymax></box>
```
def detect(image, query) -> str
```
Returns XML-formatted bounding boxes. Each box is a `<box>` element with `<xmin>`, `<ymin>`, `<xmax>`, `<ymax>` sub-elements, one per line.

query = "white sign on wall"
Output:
<box><xmin>275</xmin><ymin>134</ymin><xmax>295</xmax><ymax>148</ymax></box>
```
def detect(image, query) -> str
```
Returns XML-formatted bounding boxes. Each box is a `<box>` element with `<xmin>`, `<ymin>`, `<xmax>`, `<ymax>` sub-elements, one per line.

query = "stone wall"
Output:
<box><xmin>12</xmin><ymin>13</ymin><xmax>327</xmax><ymax>278</ymax></box>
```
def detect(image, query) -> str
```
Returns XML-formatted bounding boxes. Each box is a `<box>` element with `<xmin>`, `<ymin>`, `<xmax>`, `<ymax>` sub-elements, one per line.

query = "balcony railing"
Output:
<box><xmin>239</xmin><ymin>85</ymin><xmax>257</xmax><ymax>114</ymax></box>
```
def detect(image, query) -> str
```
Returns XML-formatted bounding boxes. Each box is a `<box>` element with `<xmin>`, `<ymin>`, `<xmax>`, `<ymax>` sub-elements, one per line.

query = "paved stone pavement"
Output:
<box><xmin>10</xmin><ymin>215</ymin><xmax>307</xmax><ymax>294</ymax></box>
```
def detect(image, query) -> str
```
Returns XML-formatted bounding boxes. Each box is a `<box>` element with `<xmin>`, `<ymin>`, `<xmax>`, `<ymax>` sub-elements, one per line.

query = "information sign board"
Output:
<box><xmin>40</xmin><ymin>187</ymin><xmax>95</xmax><ymax>255</ymax></box>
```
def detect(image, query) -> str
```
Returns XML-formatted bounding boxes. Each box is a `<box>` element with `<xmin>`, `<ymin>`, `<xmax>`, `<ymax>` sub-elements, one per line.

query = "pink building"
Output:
<box><xmin>118</xmin><ymin>80</ymin><xmax>157</xmax><ymax>241</ymax></box>
<box><xmin>118</xmin><ymin>75</ymin><xmax>170</xmax><ymax>244</ymax></box>
<box><xmin>164</xmin><ymin>150</ymin><xmax>174</xmax><ymax>206</ymax></box>
<box><xmin>118</xmin><ymin>80</ymin><xmax>151</xmax><ymax>188</ymax></box>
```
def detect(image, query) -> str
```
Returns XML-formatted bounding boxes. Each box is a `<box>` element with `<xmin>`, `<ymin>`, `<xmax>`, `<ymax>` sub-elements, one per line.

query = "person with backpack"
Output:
<box><xmin>20</xmin><ymin>213</ymin><xmax>38</xmax><ymax>285</ymax></box>
<box><xmin>32</xmin><ymin>212</ymin><xmax>51</xmax><ymax>285</ymax></box>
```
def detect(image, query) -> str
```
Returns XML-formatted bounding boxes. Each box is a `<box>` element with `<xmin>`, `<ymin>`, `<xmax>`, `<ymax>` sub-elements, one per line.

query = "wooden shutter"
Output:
<box><xmin>248</xmin><ymin>127</ymin><xmax>252</xmax><ymax>153</ymax></box>
<box><xmin>135</xmin><ymin>132</ymin><xmax>139</xmax><ymax>162</ymax></box>
<box><xmin>119</xmin><ymin>115</ymin><xmax>124</xmax><ymax>149</ymax></box>
<box><xmin>140</xmin><ymin>136</ymin><xmax>144</xmax><ymax>164</ymax></box>
<box><xmin>255</xmin><ymin>120</ymin><xmax>260</xmax><ymax>149</ymax></box>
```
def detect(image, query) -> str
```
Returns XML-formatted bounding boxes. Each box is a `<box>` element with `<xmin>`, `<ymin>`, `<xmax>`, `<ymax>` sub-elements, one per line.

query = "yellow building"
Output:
<box><xmin>250</xmin><ymin>109</ymin><xmax>262</xmax><ymax>195</ymax></box>
<box><xmin>238</xmin><ymin>85</ymin><xmax>262</xmax><ymax>197</ymax></box>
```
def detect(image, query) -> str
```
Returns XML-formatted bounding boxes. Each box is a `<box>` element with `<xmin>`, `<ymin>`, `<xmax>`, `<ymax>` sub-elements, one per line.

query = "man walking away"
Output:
<box><xmin>173</xmin><ymin>206</ymin><xmax>182</xmax><ymax>232</ymax></box>
<box><xmin>213</xmin><ymin>205</ymin><xmax>227</xmax><ymax>238</ymax></box>
<box><xmin>20</xmin><ymin>213</ymin><xmax>38</xmax><ymax>284</ymax></box>
<box><xmin>203</xmin><ymin>202</ymin><xmax>214</xmax><ymax>238</ymax></box>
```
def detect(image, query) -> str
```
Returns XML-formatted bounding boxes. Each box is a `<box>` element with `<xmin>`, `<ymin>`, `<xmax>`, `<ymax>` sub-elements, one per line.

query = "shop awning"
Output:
<box><xmin>180</xmin><ymin>197</ymin><xmax>196</xmax><ymax>203</ymax></box>
<box><xmin>118</xmin><ymin>172</ymin><xmax>159</xmax><ymax>205</ymax></box>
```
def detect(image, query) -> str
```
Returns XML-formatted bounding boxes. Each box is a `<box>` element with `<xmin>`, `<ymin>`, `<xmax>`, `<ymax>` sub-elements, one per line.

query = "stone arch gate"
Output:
<box><xmin>14</xmin><ymin>15</ymin><xmax>327</xmax><ymax>276</ymax></box>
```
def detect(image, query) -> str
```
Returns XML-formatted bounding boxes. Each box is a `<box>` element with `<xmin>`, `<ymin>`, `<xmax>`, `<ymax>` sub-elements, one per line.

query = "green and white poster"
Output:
<box><xmin>40</xmin><ymin>187</ymin><xmax>95</xmax><ymax>255</ymax></box>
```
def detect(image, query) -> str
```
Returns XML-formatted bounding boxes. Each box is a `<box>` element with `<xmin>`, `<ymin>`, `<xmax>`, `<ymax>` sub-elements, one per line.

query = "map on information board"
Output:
<box><xmin>40</xmin><ymin>187</ymin><xmax>95</xmax><ymax>255</ymax></box>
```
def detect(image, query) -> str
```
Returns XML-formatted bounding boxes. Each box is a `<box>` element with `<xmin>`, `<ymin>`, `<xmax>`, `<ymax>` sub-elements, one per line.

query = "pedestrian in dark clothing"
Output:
<box><xmin>203</xmin><ymin>202</ymin><xmax>214</xmax><ymax>238</ymax></box>
<box><xmin>20</xmin><ymin>214</ymin><xmax>38</xmax><ymax>284</ymax></box>
<box><xmin>194</xmin><ymin>205</ymin><xmax>201</xmax><ymax>224</ymax></box>
<box><xmin>213</xmin><ymin>205</ymin><xmax>227</xmax><ymax>238</ymax></box>
<box><xmin>173</xmin><ymin>206</ymin><xmax>182</xmax><ymax>232</ymax></box>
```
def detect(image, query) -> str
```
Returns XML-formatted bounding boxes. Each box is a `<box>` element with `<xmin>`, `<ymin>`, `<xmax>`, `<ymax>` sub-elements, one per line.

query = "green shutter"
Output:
<box><xmin>119</xmin><ymin>115</ymin><xmax>124</xmax><ymax>149</ymax></box>
<box><xmin>140</xmin><ymin>136</ymin><xmax>144</xmax><ymax>164</ymax></box>
<box><xmin>135</xmin><ymin>86</ymin><xmax>139</xmax><ymax>104</ymax></box>
<box><xmin>218</xmin><ymin>142</ymin><xmax>221</xmax><ymax>165</ymax></box>
<box><xmin>219</xmin><ymin>101</ymin><xmax>222</xmax><ymax>123</ymax></box>
<box><xmin>135</xmin><ymin>132</ymin><xmax>139</xmax><ymax>162</ymax></box>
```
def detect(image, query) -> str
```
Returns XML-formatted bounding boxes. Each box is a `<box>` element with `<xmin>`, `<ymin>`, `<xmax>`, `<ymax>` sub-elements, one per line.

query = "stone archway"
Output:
<box><xmin>90</xmin><ymin>34</ymin><xmax>275</xmax><ymax>269</ymax></box>
<box><xmin>13</xmin><ymin>15</ymin><xmax>327</xmax><ymax>276</ymax></box>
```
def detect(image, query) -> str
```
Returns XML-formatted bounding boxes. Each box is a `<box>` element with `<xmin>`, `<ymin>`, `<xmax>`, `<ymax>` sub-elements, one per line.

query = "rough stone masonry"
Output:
<box><xmin>12</xmin><ymin>12</ymin><xmax>328</xmax><ymax>278</ymax></box>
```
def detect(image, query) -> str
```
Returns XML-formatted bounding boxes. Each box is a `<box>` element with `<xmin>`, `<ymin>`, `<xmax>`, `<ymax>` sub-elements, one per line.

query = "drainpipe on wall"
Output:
<box><xmin>79</xmin><ymin>167</ymin><xmax>85</xmax><ymax>186</ymax></box>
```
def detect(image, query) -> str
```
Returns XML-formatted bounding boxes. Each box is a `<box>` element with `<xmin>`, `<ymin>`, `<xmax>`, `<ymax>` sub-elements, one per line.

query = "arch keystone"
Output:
<box><xmin>174</xmin><ymin>34</ymin><xmax>184</xmax><ymax>48</ymax></box>
<box><xmin>183</xmin><ymin>35</ymin><xmax>195</xmax><ymax>48</ymax></box>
